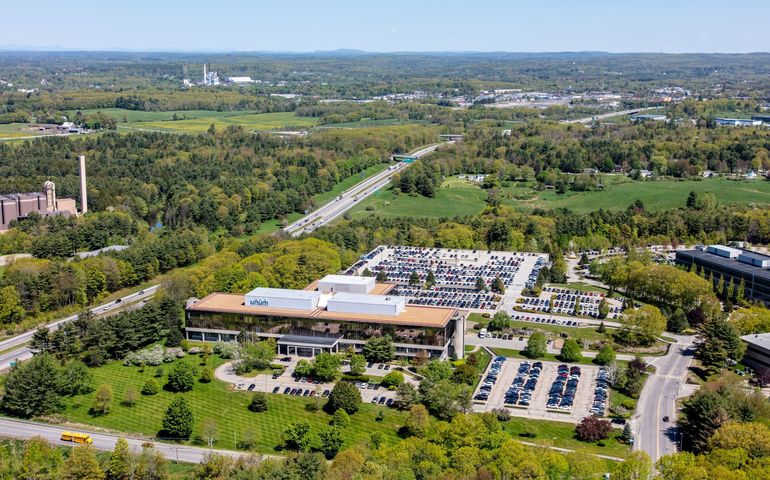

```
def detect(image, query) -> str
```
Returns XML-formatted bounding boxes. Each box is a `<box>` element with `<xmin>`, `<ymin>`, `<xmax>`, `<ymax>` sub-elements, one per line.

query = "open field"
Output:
<box><xmin>501</xmin><ymin>416</ymin><xmax>630</xmax><ymax>459</ymax></box>
<box><xmin>59</xmin><ymin>354</ymin><xmax>408</xmax><ymax>453</ymax></box>
<box><xmin>122</xmin><ymin>112</ymin><xmax>318</xmax><ymax>134</ymax></box>
<box><xmin>66</xmin><ymin>108</ymin><xmax>266</xmax><ymax>123</ymax></box>
<box><xmin>348</xmin><ymin>177</ymin><xmax>488</xmax><ymax>220</ymax></box>
<box><xmin>0</xmin><ymin>123</ymin><xmax>50</xmax><ymax>140</ymax></box>
<box><xmin>503</xmin><ymin>177</ymin><xmax>770</xmax><ymax>213</ymax></box>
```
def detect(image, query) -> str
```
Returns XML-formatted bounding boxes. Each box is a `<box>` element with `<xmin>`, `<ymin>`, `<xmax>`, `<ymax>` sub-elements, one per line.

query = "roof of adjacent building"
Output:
<box><xmin>318</xmin><ymin>274</ymin><xmax>373</xmax><ymax>285</ymax></box>
<box><xmin>741</xmin><ymin>333</ymin><xmax>770</xmax><ymax>352</ymax></box>
<box><xmin>327</xmin><ymin>292</ymin><xmax>404</xmax><ymax>306</ymax></box>
<box><xmin>245</xmin><ymin>287</ymin><xmax>320</xmax><ymax>300</ymax></box>
<box><xmin>187</xmin><ymin>293</ymin><xmax>456</xmax><ymax>327</ymax></box>
<box><xmin>304</xmin><ymin>279</ymin><xmax>395</xmax><ymax>295</ymax></box>
<box><xmin>677</xmin><ymin>249</ymin><xmax>770</xmax><ymax>282</ymax></box>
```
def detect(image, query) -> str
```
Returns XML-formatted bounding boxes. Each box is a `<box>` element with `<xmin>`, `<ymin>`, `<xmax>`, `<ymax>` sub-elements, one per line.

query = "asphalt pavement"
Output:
<box><xmin>633</xmin><ymin>334</ymin><xmax>695</xmax><ymax>463</ymax></box>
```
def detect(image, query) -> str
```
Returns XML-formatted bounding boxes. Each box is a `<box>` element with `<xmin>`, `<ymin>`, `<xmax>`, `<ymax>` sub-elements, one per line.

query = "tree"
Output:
<box><xmin>0</xmin><ymin>285</ymin><xmax>25</xmax><ymax>325</ymax></box>
<box><xmin>142</xmin><ymin>378</ymin><xmax>160</xmax><ymax>395</ymax></box>
<box><xmin>453</xmin><ymin>363</ymin><xmax>477</xmax><ymax>385</ymax></box>
<box><xmin>404</xmin><ymin>404</ymin><xmax>430</xmax><ymax>437</ymax></box>
<box><xmin>382</xmin><ymin>370</ymin><xmax>405</xmax><ymax>388</ymax></box>
<box><xmin>61</xmin><ymin>360</ymin><xmax>94</xmax><ymax>396</ymax></box>
<box><xmin>621</xmin><ymin>423</ymin><xmax>633</xmax><ymax>444</ymax></box>
<box><xmin>597</xmin><ymin>321</ymin><xmax>606</xmax><ymax>333</ymax></box>
<box><xmin>312</xmin><ymin>352</ymin><xmax>342</xmax><ymax>381</ymax></box>
<box><xmin>668</xmin><ymin>308</ymin><xmax>689</xmax><ymax>334</ymax></box>
<box><xmin>122</xmin><ymin>386</ymin><xmax>138</xmax><ymax>408</ymax></box>
<box><xmin>248</xmin><ymin>392</ymin><xmax>268</xmax><ymax>412</ymax></box>
<box><xmin>524</xmin><ymin>332</ymin><xmax>547</xmax><ymax>359</ymax></box>
<box><xmin>62</xmin><ymin>445</ymin><xmax>105</xmax><ymax>480</ymax></box>
<box><xmin>559</xmin><ymin>339</ymin><xmax>583</xmax><ymax>363</ymax></box>
<box><xmin>612</xmin><ymin>451</ymin><xmax>652</xmax><ymax>480</ymax></box>
<box><xmin>730</xmin><ymin>306</ymin><xmax>770</xmax><ymax>334</ymax></box>
<box><xmin>199</xmin><ymin>367</ymin><xmax>212</xmax><ymax>383</ymax></box>
<box><xmin>488</xmin><ymin>311</ymin><xmax>511</xmax><ymax>331</ymax></box>
<box><xmin>409</xmin><ymin>270</ymin><xmax>420</xmax><ymax>286</ymax></box>
<box><xmin>709</xmin><ymin>421</ymin><xmax>770</xmax><ymax>459</ymax></box>
<box><xmin>425</xmin><ymin>270</ymin><xmax>436</xmax><ymax>288</ymax></box>
<box><xmin>107</xmin><ymin>438</ymin><xmax>132</xmax><ymax>480</ymax></box>
<box><xmin>686</xmin><ymin>191</ymin><xmax>698</xmax><ymax>208</ymax></box>
<box><xmin>363</xmin><ymin>335</ymin><xmax>395</xmax><ymax>363</ymax></box>
<box><xmin>491</xmin><ymin>276</ymin><xmax>506</xmax><ymax>294</ymax></box>
<box><xmin>318</xmin><ymin>426</ymin><xmax>344</xmax><ymax>459</ymax></box>
<box><xmin>2</xmin><ymin>353</ymin><xmax>64</xmax><ymax>418</ymax></box>
<box><xmin>162</xmin><ymin>397</ymin><xmax>194</xmax><ymax>439</ymax></box>
<box><xmin>375</xmin><ymin>270</ymin><xmax>388</xmax><ymax>282</ymax></box>
<box><xmin>475</xmin><ymin>276</ymin><xmax>487</xmax><ymax>291</ymax></box>
<box><xmin>283</xmin><ymin>421</ymin><xmax>311</xmax><ymax>451</ymax></box>
<box><xmin>294</xmin><ymin>359</ymin><xmax>313</xmax><ymax>378</ymax></box>
<box><xmin>166</xmin><ymin>362</ymin><xmax>197</xmax><ymax>392</ymax></box>
<box><xmin>20</xmin><ymin>436</ymin><xmax>63</xmax><ymax>479</ymax></box>
<box><xmin>136</xmin><ymin>444</ymin><xmax>169</xmax><ymax>480</ymax></box>
<box><xmin>598</xmin><ymin>299</ymin><xmax>609</xmax><ymax>319</ymax></box>
<box><xmin>594</xmin><ymin>344</ymin><xmax>616</xmax><ymax>366</ymax></box>
<box><xmin>326</xmin><ymin>381</ymin><xmax>362</xmax><ymax>414</ymax></box>
<box><xmin>395</xmin><ymin>382</ymin><xmax>420</xmax><ymax>410</ymax></box>
<box><xmin>201</xmin><ymin>418</ymin><xmax>218</xmax><ymax>449</ymax></box>
<box><xmin>348</xmin><ymin>354</ymin><xmax>366</xmax><ymax>376</ymax></box>
<box><xmin>92</xmin><ymin>384</ymin><xmax>113</xmax><ymax>415</ymax></box>
<box><xmin>421</xmin><ymin>379</ymin><xmax>472</xmax><ymax>420</ymax></box>
<box><xmin>696</xmin><ymin>317</ymin><xmax>746</xmax><ymax>372</ymax></box>
<box><xmin>616</xmin><ymin>305</ymin><xmax>666</xmax><ymax>346</ymax></box>
<box><xmin>331</xmin><ymin>408</ymin><xmax>350</xmax><ymax>429</ymax></box>
<box><xmin>575</xmin><ymin>416</ymin><xmax>612</xmax><ymax>442</ymax></box>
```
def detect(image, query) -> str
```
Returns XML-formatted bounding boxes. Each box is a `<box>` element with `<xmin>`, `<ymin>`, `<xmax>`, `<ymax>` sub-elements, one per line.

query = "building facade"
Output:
<box><xmin>185</xmin><ymin>274</ymin><xmax>465</xmax><ymax>360</ymax></box>
<box><xmin>675</xmin><ymin>246</ymin><xmax>770</xmax><ymax>305</ymax></box>
<box><xmin>741</xmin><ymin>333</ymin><xmax>770</xmax><ymax>370</ymax></box>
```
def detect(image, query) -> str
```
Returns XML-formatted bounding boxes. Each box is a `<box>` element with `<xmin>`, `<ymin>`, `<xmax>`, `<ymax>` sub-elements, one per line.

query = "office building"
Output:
<box><xmin>741</xmin><ymin>333</ymin><xmax>770</xmax><ymax>370</ymax></box>
<box><xmin>185</xmin><ymin>273</ymin><xmax>465</xmax><ymax>360</ymax></box>
<box><xmin>675</xmin><ymin>246</ymin><xmax>770</xmax><ymax>305</ymax></box>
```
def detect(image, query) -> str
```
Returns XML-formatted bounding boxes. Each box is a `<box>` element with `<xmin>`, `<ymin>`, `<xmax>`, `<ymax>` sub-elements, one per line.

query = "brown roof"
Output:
<box><xmin>187</xmin><ymin>293</ymin><xmax>455</xmax><ymax>328</ymax></box>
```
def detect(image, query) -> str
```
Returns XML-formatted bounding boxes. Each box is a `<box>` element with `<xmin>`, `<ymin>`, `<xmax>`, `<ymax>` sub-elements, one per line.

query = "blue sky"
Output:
<box><xmin>2</xmin><ymin>0</ymin><xmax>768</xmax><ymax>53</ymax></box>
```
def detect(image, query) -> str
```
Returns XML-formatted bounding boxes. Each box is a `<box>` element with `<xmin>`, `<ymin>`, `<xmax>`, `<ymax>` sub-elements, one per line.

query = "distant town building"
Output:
<box><xmin>715</xmin><ymin>118</ymin><xmax>763</xmax><ymax>127</ymax></box>
<box><xmin>227</xmin><ymin>76</ymin><xmax>254</xmax><ymax>85</ymax></box>
<box><xmin>630</xmin><ymin>114</ymin><xmax>668</xmax><ymax>122</ymax></box>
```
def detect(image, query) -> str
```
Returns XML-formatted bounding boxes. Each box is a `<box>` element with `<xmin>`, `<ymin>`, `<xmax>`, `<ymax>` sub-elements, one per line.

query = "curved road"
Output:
<box><xmin>633</xmin><ymin>334</ymin><xmax>695</xmax><ymax>463</ymax></box>
<box><xmin>0</xmin><ymin>285</ymin><xmax>160</xmax><ymax>370</ymax></box>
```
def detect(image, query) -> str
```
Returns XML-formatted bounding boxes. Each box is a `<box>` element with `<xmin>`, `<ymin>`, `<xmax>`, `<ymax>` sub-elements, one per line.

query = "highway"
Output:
<box><xmin>0</xmin><ymin>284</ymin><xmax>160</xmax><ymax>371</ymax></box>
<box><xmin>563</xmin><ymin>107</ymin><xmax>661</xmax><ymax>125</ymax></box>
<box><xmin>633</xmin><ymin>334</ymin><xmax>695</xmax><ymax>463</ymax></box>
<box><xmin>283</xmin><ymin>143</ymin><xmax>448</xmax><ymax>236</ymax></box>
<box><xmin>0</xmin><ymin>417</ymin><xmax>246</xmax><ymax>463</ymax></box>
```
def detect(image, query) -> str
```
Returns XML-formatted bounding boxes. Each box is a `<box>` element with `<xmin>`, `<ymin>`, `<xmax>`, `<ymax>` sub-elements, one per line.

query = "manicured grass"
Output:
<box><xmin>469</xmin><ymin>313</ymin><xmax>611</xmax><ymax>343</ymax></box>
<box><xmin>488</xmin><ymin>347</ymin><xmax>605</xmax><ymax>367</ymax></box>
<box><xmin>546</xmin><ymin>283</ymin><xmax>611</xmax><ymax>295</ymax></box>
<box><xmin>502</xmin><ymin>177</ymin><xmax>770</xmax><ymax>213</ymax></box>
<box><xmin>501</xmin><ymin>417</ymin><xmax>630</xmax><ymax>458</ymax></box>
<box><xmin>124</xmin><ymin>112</ymin><xmax>318</xmax><ymax>134</ymax></box>
<box><xmin>59</xmin><ymin>355</ymin><xmax>408</xmax><ymax>454</ymax></box>
<box><xmin>348</xmin><ymin>177</ymin><xmax>488</xmax><ymax>220</ymax></box>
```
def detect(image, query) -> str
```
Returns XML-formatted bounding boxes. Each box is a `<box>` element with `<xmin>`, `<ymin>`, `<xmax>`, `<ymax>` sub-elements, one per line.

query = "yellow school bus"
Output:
<box><xmin>60</xmin><ymin>431</ymin><xmax>93</xmax><ymax>444</ymax></box>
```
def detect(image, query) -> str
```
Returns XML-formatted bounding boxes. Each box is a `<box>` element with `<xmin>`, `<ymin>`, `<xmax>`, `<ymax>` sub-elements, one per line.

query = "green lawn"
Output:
<box><xmin>488</xmin><ymin>347</ymin><xmax>605</xmax><ymax>367</ymax></box>
<box><xmin>501</xmin><ymin>417</ymin><xmax>630</xmax><ymax>459</ymax></box>
<box><xmin>0</xmin><ymin>123</ymin><xmax>50</xmax><ymax>140</ymax></box>
<box><xmin>59</xmin><ymin>354</ymin><xmax>408</xmax><ymax>454</ymax></box>
<box><xmin>122</xmin><ymin>112</ymin><xmax>318</xmax><ymax>134</ymax></box>
<box><xmin>469</xmin><ymin>313</ymin><xmax>611</xmax><ymax>343</ymax></box>
<box><xmin>502</xmin><ymin>177</ymin><xmax>770</xmax><ymax>213</ymax></box>
<box><xmin>348</xmin><ymin>177</ymin><xmax>488</xmax><ymax>220</ymax></box>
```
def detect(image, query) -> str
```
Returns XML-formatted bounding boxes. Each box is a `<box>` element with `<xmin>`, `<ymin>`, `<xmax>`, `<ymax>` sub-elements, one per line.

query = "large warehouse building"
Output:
<box><xmin>675</xmin><ymin>245</ymin><xmax>770</xmax><ymax>305</ymax></box>
<box><xmin>185</xmin><ymin>274</ymin><xmax>465</xmax><ymax>360</ymax></box>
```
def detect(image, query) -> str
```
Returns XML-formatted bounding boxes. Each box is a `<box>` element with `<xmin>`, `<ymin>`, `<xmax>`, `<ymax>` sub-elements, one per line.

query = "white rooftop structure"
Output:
<box><xmin>707</xmin><ymin>244</ymin><xmax>742</xmax><ymax>259</ymax></box>
<box><xmin>245</xmin><ymin>287</ymin><xmax>320</xmax><ymax>310</ymax></box>
<box><xmin>317</xmin><ymin>274</ymin><xmax>375</xmax><ymax>294</ymax></box>
<box><xmin>326</xmin><ymin>292</ymin><xmax>406</xmax><ymax>316</ymax></box>
<box><xmin>228</xmin><ymin>76</ymin><xmax>254</xmax><ymax>84</ymax></box>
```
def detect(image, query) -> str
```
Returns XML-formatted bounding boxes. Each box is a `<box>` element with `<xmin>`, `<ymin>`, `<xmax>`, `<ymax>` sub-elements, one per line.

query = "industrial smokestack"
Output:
<box><xmin>78</xmin><ymin>155</ymin><xmax>87</xmax><ymax>214</ymax></box>
<box><xmin>203</xmin><ymin>63</ymin><xmax>207</xmax><ymax>84</ymax></box>
<box><xmin>43</xmin><ymin>181</ymin><xmax>56</xmax><ymax>212</ymax></box>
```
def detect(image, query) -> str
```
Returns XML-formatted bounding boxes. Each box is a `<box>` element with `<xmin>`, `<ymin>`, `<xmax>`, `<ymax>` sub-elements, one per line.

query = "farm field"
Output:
<box><xmin>59</xmin><ymin>354</ymin><xmax>408</xmax><ymax>454</ymax></box>
<box><xmin>348</xmin><ymin>177</ymin><xmax>488</xmax><ymax>220</ymax></box>
<box><xmin>0</xmin><ymin>123</ymin><xmax>51</xmax><ymax>140</ymax></box>
<box><xmin>66</xmin><ymin>108</ymin><xmax>265</xmax><ymax>123</ymax></box>
<box><xmin>122</xmin><ymin>112</ymin><xmax>318</xmax><ymax>134</ymax></box>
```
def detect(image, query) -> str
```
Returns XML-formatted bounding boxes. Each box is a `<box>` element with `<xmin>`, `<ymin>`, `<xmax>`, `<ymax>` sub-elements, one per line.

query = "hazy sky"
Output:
<box><xmin>2</xmin><ymin>0</ymin><xmax>768</xmax><ymax>53</ymax></box>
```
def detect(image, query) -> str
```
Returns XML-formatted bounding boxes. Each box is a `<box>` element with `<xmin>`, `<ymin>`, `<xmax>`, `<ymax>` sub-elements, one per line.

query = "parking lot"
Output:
<box><xmin>518</xmin><ymin>286</ymin><xmax>624</xmax><ymax>319</ymax></box>
<box><xmin>472</xmin><ymin>355</ymin><xmax>605</xmax><ymax>423</ymax></box>
<box><xmin>215</xmin><ymin>358</ymin><xmax>411</xmax><ymax>406</ymax></box>
<box><xmin>354</xmin><ymin>245</ymin><xmax>547</xmax><ymax>312</ymax></box>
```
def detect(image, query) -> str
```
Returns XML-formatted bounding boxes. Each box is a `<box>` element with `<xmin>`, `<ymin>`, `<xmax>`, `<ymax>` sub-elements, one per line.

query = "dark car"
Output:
<box><xmin>662</xmin><ymin>416</ymin><xmax>670</xmax><ymax>422</ymax></box>
<box><xmin>284</xmin><ymin>387</ymin><xmax>291</xmax><ymax>394</ymax></box>
<box><xmin>303</xmin><ymin>389</ymin><xmax>311</xmax><ymax>396</ymax></box>
<box><xmin>322</xmin><ymin>389</ymin><xmax>330</xmax><ymax>397</ymax></box>
<box><xmin>247</xmin><ymin>384</ymin><xmax>256</xmax><ymax>391</ymax></box>
<box><xmin>272</xmin><ymin>386</ymin><xmax>280</xmax><ymax>394</ymax></box>
<box><xmin>115</xmin><ymin>298</ymin><xmax>122</xmax><ymax>304</ymax></box>
<box><xmin>378</xmin><ymin>396</ymin><xmax>386</xmax><ymax>404</ymax></box>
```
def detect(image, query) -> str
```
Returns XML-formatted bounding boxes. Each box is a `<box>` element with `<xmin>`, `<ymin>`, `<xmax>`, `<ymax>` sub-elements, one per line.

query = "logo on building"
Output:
<box><xmin>248</xmin><ymin>297</ymin><xmax>269</xmax><ymax>307</ymax></box>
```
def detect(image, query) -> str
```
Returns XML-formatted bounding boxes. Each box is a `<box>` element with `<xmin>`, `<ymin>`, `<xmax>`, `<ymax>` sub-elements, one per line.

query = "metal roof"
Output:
<box><xmin>676</xmin><ymin>250</ymin><xmax>770</xmax><ymax>281</ymax></box>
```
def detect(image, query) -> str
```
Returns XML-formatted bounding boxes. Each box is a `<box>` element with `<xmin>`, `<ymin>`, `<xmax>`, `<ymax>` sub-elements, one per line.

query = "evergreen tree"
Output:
<box><xmin>166</xmin><ymin>362</ymin><xmax>196</xmax><ymax>392</ymax></box>
<box><xmin>318</xmin><ymin>426</ymin><xmax>343</xmax><ymax>459</ymax></box>
<box><xmin>162</xmin><ymin>397</ymin><xmax>194</xmax><ymax>439</ymax></box>
<box><xmin>375</xmin><ymin>270</ymin><xmax>388</xmax><ymax>282</ymax></box>
<box><xmin>2</xmin><ymin>353</ymin><xmax>64</xmax><ymax>418</ymax></box>
<box><xmin>326</xmin><ymin>381</ymin><xmax>362</xmax><ymax>414</ymax></box>
<box><xmin>425</xmin><ymin>270</ymin><xmax>436</xmax><ymax>288</ymax></box>
<box><xmin>362</xmin><ymin>335</ymin><xmax>395</xmax><ymax>363</ymax></box>
<box><xmin>248</xmin><ymin>392</ymin><xmax>268</xmax><ymax>412</ymax></box>
<box><xmin>559</xmin><ymin>338</ymin><xmax>583</xmax><ymax>363</ymax></box>
<box><xmin>408</xmin><ymin>270</ymin><xmax>420</xmax><ymax>286</ymax></box>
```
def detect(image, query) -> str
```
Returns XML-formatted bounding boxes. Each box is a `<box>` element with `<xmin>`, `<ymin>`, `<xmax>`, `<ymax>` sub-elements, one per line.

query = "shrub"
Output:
<box><xmin>559</xmin><ymin>338</ymin><xmax>583</xmax><ymax>363</ymax></box>
<box><xmin>326</xmin><ymin>381</ymin><xmax>362</xmax><ymax>415</ymax></box>
<box><xmin>213</xmin><ymin>340</ymin><xmax>241</xmax><ymax>359</ymax></box>
<box><xmin>381</xmin><ymin>371</ymin><xmax>405</xmax><ymax>388</ymax></box>
<box><xmin>199</xmin><ymin>368</ymin><xmax>212</xmax><ymax>383</ymax></box>
<box><xmin>248</xmin><ymin>392</ymin><xmax>268</xmax><ymax>412</ymax></box>
<box><xmin>331</xmin><ymin>409</ymin><xmax>350</xmax><ymax>429</ymax></box>
<box><xmin>142</xmin><ymin>378</ymin><xmax>159</xmax><ymax>395</ymax></box>
<box><xmin>166</xmin><ymin>362</ymin><xmax>197</xmax><ymax>392</ymax></box>
<box><xmin>576</xmin><ymin>416</ymin><xmax>612</xmax><ymax>442</ymax></box>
